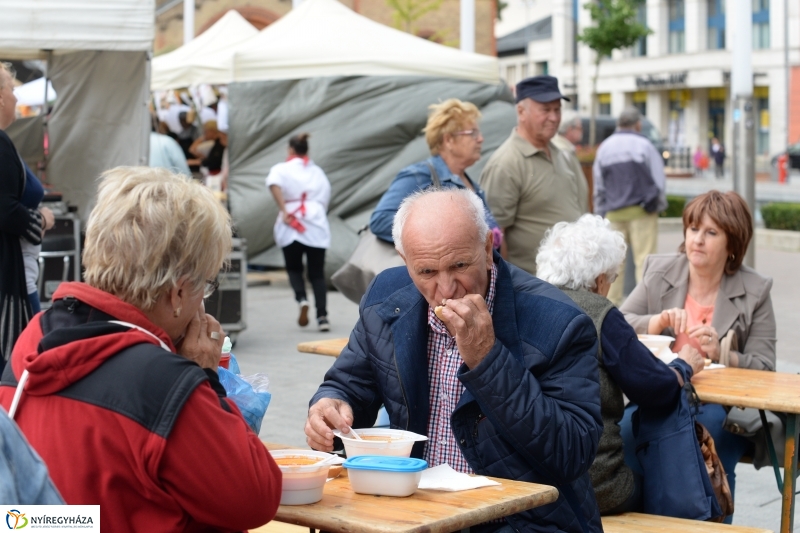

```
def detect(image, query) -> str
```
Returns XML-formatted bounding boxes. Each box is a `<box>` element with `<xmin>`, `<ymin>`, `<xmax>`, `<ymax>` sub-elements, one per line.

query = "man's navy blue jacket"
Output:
<box><xmin>311</xmin><ymin>256</ymin><xmax>603</xmax><ymax>532</ymax></box>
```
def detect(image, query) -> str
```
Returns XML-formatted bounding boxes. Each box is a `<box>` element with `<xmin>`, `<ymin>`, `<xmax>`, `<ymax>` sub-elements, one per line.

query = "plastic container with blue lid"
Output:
<box><xmin>344</xmin><ymin>456</ymin><xmax>428</xmax><ymax>497</ymax></box>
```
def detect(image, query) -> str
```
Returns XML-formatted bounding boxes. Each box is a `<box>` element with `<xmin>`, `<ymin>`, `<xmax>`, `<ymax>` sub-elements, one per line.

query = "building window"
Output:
<box><xmin>668</xmin><ymin>90</ymin><xmax>690</xmax><ymax>147</ymax></box>
<box><xmin>668</xmin><ymin>0</ymin><xmax>685</xmax><ymax>54</ymax></box>
<box><xmin>632</xmin><ymin>91</ymin><xmax>648</xmax><ymax>117</ymax></box>
<box><xmin>708</xmin><ymin>87</ymin><xmax>727</xmax><ymax>148</ymax></box>
<box><xmin>707</xmin><ymin>0</ymin><xmax>725</xmax><ymax>50</ymax></box>
<box><xmin>521</xmin><ymin>63</ymin><xmax>529</xmax><ymax>79</ymax></box>
<box><xmin>755</xmin><ymin>86</ymin><xmax>769</xmax><ymax>154</ymax></box>
<box><xmin>536</xmin><ymin>62</ymin><xmax>549</xmax><ymax>76</ymax></box>
<box><xmin>753</xmin><ymin>0</ymin><xmax>770</xmax><ymax>49</ymax></box>
<box><xmin>506</xmin><ymin>65</ymin><xmax>517</xmax><ymax>86</ymax></box>
<box><xmin>598</xmin><ymin>93</ymin><xmax>611</xmax><ymax>115</ymax></box>
<box><xmin>633</xmin><ymin>5</ymin><xmax>647</xmax><ymax>57</ymax></box>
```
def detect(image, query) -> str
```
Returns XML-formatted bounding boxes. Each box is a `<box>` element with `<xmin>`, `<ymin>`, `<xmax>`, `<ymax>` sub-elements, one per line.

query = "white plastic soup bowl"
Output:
<box><xmin>270</xmin><ymin>449</ymin><xmax>338</xmax><ymax>505</ymax></box>
<box><xmin>334</xmin><ymin>428</ymin><xmax>428</xmax><ymax>458</ymax></box>
<box><xmin>637</xmin><ymin>334</ymin><xmax>675</xmax><ymax>355</ymax></box>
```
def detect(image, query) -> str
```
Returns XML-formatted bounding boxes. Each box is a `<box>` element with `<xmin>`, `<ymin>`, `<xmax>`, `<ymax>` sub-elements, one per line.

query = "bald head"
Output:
<box><xmin>392</xmin><ymin>189</ymin><xmax>489</xmax><ymax>256</ymax></box>
<box><xmin>392</xmin><ymin>189</ymin><xmax>493</xmax><ymax>306</ymax></box>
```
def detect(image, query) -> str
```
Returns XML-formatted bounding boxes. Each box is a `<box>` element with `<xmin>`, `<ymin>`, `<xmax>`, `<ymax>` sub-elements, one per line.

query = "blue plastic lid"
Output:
<box><xmin>343</xmin><ymin>455</ymin><xmax>428</xmax><ymax>473</ymax></box>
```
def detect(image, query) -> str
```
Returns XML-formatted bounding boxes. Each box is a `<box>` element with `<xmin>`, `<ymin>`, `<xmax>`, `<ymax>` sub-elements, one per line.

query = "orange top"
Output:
<box><xmin>673</xmin><ymin>294</ymin><xmax>715</xmax><ymax>355</ymax></box>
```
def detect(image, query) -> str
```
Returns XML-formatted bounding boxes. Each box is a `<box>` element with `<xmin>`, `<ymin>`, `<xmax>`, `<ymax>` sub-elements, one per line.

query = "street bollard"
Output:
<box><xmin>778</xmin><ymin>153</ymin><xmax>788</xmax><ymax>184</ymax></box>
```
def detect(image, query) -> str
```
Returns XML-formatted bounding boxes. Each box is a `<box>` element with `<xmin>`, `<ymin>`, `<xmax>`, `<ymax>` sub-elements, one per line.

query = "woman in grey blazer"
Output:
<box><xmin>620</xmin><ymin>190</ymin><xmax>776</xmax><ymax>521</ymax></box>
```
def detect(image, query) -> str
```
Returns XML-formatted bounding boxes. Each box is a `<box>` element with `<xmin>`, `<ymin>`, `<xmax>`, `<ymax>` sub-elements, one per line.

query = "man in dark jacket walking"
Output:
<box><xmin>306</xmin><ymin>188</ymin><xmax>604</xmax><ymax>532</ymax></box>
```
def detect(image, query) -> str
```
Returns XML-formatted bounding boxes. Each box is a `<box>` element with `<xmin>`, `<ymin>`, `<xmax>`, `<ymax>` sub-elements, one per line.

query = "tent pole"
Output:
<box><xmin>460</xmin><ymin>0</ymin><xmax>475</xmax><ymax>53</ymax></box>
<box><xmin>184</xmin><ymin>0</ymin><xmax>195</xmax><ymax>44</ymax></box>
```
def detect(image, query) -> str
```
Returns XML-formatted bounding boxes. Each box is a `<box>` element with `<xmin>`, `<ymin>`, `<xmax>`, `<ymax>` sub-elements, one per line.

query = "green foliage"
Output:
<box><xmin>496</xmin><ymin>0</ymin><xmax>509</xmax><ymax>21</ymax></box>
<box><xmin>578</xmin><ymin>0</ymin><xmax>651</xmax><ymax>59</ymax></box>
<box><xmin>660</xmin><ymin>195</ymin><xmax>686</xmax><ymax>218</ymax></box>
<box><xmin>761</xmin><ymin>203</ymin><xmax>800</xmax><ymax>231</ymax></box>
<box><xmin>386</xmin><ymin>0</ymin><xmax>443</xmax><ymax>34</ymax></box>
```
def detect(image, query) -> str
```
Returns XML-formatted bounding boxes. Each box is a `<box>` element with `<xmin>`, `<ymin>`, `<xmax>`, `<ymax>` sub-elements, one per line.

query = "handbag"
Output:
<box><xmin>696</xmin><ymin>420</ymin><xmax>735</xmax><ymax>522</ymax></box>
<box><xmin>330</xmin><ymin>227</ymin><xmax>405</xmax><ymax>303</ymax></box>
<box><xmin>633</xmin><ymin>364</ymin><xmax>728</xmax><ymax>521</ymax></box>
<box><xmin>330</xmin><ymin>162</ymin><xmax>442</xmax><ymax>304</ymax></box>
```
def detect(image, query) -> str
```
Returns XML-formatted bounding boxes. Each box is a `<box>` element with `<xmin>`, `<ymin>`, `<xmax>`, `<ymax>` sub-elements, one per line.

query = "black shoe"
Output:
<box><xmin>318</xmin><ymin>316</ymin><xmax>330</xmax><ymax>332</ymax></box>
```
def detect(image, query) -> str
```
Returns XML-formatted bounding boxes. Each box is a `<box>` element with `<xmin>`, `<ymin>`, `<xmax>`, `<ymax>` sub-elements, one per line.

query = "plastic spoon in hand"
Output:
<box><xmin>345</xmin><ymin>427</ymin><xmax>363</xmax><ymax>440</ymax></box>
<box><xmin>315</xmin><ymin>454</ymin><xmax>344</xmax><ymax>466</ymax></box>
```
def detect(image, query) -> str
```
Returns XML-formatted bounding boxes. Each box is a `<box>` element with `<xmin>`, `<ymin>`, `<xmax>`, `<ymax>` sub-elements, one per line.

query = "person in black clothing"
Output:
<box><xmin>189</xmin><ymin>120</ymin><xmax>227</xmax><ymax>176</ymax></box>
<box><xmin>711</xmin><ymin>137</ymin><xmax>725</xmax><ymax>179</ymax></box>
<box><xmin>0</xmin><ymin>63</ymin><xmax>54</xmax><ymax>367</ymax></box>
<box><xmin>176</xmin><ymin>111</ymin><xmax>200</xmax><ymax>173</ymax></box>
<box><xmin>536</xmin><ymin>213</ymin><xmax>705</xmax><ymax>515</ymax></box>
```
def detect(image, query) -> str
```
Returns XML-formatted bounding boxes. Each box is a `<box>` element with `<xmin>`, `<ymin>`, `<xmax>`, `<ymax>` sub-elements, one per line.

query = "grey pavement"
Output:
<box><xmin>234</xmin><ymin>227</ymin><xmax>798</xmax><ymax>531</ymax></box>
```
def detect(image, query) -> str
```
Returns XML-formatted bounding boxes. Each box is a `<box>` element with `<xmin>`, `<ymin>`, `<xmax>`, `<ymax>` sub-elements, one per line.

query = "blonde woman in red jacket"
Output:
<box><xmin>0</xmin><ymin>167</ymin><xmax>282</xmax><ymax>533</ymax></box>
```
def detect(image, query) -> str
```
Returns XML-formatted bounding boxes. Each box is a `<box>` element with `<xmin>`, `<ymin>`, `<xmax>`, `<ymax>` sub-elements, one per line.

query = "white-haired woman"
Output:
<box><xmin>0</xmin><ymin>167</ymin><xmax>281</xmax><ymax>532</ymax></box>
<box><xmin>536</xmin><ymin>214</ymin><xmax>704</xmax><ymax>515</ymax></box>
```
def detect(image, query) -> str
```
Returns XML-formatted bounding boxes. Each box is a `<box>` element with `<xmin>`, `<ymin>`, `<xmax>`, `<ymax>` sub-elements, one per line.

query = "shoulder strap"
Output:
<box><xmin>426</xmin><ymin>161</ymin><xmax>441</xmax><ymax>189</ymax></box>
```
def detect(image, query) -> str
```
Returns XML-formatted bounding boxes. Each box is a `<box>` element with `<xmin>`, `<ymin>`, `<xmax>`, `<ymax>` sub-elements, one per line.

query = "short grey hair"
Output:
<box><xmin>535</xmin><ymin>214</ymin><xmax>626</xmax><ymax>291</ymax></box>
<box><xmin>392</xmin><ymin>188</ymin><xmax>489</xmax><ymax>256</ymax></box>
<box><xmin>0</xmin><ymin>62</ymin><xmax>15</xmax><ymax>90</ymax></box>
<box><xmin>559</xmin><ymin>111</ymin><xmax>582</xmax><ymax>135</ymax></box>
<box><xmin>618</xmin><ymin>106</ymin><xmax>641</xmax><ymax>129</ymax></box>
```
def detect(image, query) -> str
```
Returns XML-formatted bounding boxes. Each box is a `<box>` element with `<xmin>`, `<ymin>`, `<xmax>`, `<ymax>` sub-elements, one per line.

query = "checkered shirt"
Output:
<box><xmin>423</xmin><ymin>264</ymin><xmax>498</xmax><ymax>473</ymax></box>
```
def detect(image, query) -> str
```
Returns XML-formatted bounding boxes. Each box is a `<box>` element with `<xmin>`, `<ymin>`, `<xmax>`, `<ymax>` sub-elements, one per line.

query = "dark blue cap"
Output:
<box><xmin>515</xmin><ymin>75</ymin><xmax>570</xmax><ymax>103</ymax></box>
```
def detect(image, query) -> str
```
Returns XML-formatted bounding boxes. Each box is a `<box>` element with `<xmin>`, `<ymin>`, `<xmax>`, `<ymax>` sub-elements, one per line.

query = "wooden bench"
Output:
<box><xmin>603</xmin><ymin>513</ymin><xmax>773</xmax><ymax>533</ymax></box>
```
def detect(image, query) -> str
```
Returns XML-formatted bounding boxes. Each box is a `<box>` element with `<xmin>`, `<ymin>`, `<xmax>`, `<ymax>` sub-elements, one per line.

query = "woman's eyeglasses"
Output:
<box><xmin>453</xmin><ymin>129</ymin><xmax>482</xmax><ymax>139</ymax></box>
<box><xmin>203</xmin><ymin>278</ymin><xmax>219</xmax><ymax>299</ymax></box>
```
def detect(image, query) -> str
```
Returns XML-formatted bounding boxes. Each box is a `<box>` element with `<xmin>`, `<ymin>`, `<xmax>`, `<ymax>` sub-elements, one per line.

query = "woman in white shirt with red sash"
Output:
<box><xmin>267</xmin><ymin>133</ymin><xmax>332</xmax><ymax>331</ymax></box>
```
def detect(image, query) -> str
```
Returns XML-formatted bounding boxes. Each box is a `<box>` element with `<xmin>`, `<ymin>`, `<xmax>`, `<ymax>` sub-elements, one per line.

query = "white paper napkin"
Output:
<box><xmin>418</xmin><ymin>464</ymin><xmax>501</xmax><ymax>491</ymax></box>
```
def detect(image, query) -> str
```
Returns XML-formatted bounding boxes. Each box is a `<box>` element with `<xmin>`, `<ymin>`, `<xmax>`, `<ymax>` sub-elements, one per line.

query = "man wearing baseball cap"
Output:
<box><xmin>480</xmin><ymin>75</ymin><xmax>589</xmax><ymax>275</ymax></box>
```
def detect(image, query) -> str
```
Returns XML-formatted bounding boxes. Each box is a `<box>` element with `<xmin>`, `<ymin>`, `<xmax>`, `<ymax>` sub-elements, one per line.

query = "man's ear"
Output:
<box><xmin>484</xmin><ymin>231</ymin><xmax>494</xmax><ymax>263</ymax></box>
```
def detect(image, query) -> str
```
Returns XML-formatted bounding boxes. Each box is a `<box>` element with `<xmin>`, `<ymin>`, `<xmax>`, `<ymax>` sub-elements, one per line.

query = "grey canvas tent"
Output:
<box><xmin>0</xmin><ymin>1</ymin><xmax>153</xmax><ymax>218</ymax></box>
<box><xmin>227</xmin><ymin>0</ymin><xmax>516</xmax><ymax>277</ymax></box>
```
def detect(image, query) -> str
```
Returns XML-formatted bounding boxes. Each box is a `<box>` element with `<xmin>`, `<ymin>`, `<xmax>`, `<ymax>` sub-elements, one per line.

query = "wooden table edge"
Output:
<box><xmin>274</xmin><ymin>479</ymin><xmax>559</xmax><ymax>533</ymax></box>
<box><xmin>691</xmin><ymin>367</ymin><xmax>800</xmax><ymax>414</ymax></box>
<box><xmin>296</xmin><ymin>338</ymin><xmax>348</xmax><ymax>357</ymax></box>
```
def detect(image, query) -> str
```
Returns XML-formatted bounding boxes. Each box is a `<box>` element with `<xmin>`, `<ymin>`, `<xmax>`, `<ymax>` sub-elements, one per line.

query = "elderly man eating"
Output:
<box><xmin>305</xmin><ymin>189</ymin><xmax>603</xmax><ymax>532</ymax></box>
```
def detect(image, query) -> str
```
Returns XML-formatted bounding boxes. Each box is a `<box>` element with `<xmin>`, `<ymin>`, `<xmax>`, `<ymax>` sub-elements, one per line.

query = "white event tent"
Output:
<box><xmin>232</xmin><ymin>0</ymin><xmax>499</xmax><ymax>84</ymax></box>
<box><xmin>13</xmin><ymin>78</ymin><xmax>56</xmax><ymax>107</ymax></box>
<box><xmin>226</xmin><ymin>0</ymin><xmax>511</xmax><ymax>271</ymax></box>
<box><xmin>0</xmin><ymin>0</ymin><xmax>153</xmax><ymax>218</ymax></box>
<box><xmin>151</xmin><ymin>10</ymin><xmax>258</xmax><ymax>91</ymax></box>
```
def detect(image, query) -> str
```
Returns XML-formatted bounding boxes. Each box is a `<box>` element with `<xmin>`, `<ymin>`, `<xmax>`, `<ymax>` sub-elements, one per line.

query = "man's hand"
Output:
<box><xmin>305</xmin><ymin>398</ymin><xmax>354</xmax><ymax>452</ymax></box>
<box><xmin>438</xmin><ymin>294</ymin><xmax>495</xmax><ymax>369</ymax></box>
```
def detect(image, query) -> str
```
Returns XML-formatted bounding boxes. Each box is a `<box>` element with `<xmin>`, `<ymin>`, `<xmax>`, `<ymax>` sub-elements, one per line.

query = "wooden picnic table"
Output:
<box><xmin>261</xmin><ymin>442</ymin><xmax>559</xmax><ymax>533</ymax></box>
<box><xmin>296</xmin><ymin>338</ymin><xmax>348</xmax><ymax>357</ymax></box>
<box><xmin>692</xmin><ymin>367</ymin><xmax>800</xmax><ymax>533</ymax></box>
<box><xmin>293</xmin><ymin>345</ymin><xmax>800</xmax><ymax>529</ymax></box>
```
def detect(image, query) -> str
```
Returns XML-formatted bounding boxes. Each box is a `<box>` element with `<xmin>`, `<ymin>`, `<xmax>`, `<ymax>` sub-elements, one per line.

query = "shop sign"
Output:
<box><xmin>635</xmin><ymin>71</ymin><xmax>688</xmax><ymax>89</ymax></box>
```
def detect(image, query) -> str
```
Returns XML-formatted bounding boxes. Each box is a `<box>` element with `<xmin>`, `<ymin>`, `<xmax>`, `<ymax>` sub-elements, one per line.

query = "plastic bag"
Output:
<box><xmin>217</xmin><ymin>367</ymin><xmax>271</xmax><ymax>434</ymax></box>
